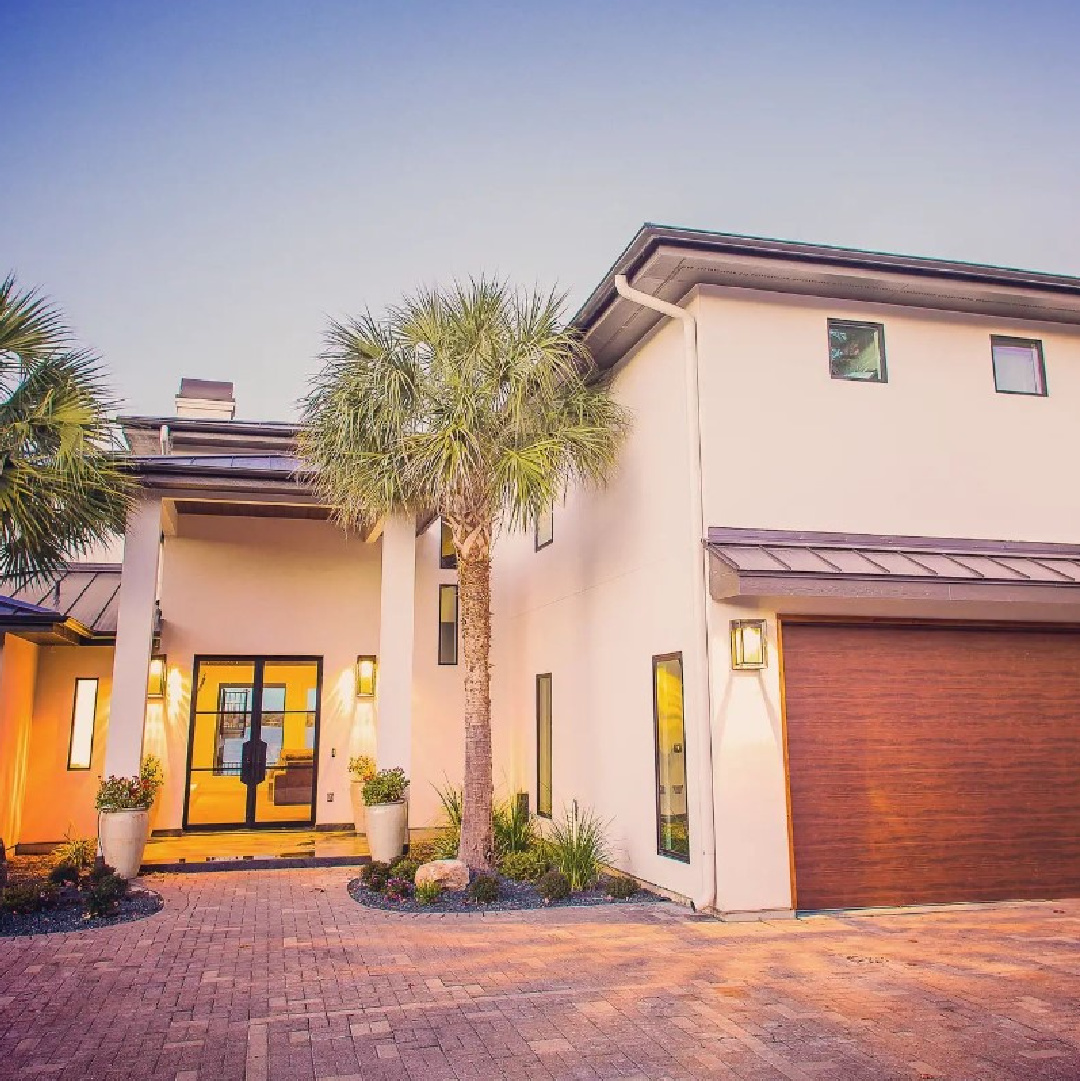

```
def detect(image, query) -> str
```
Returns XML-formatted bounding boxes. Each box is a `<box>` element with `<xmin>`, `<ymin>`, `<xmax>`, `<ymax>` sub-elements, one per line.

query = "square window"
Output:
<box><xmin>828</xmin><ymin>319</ymin><xmax>887</xmax><ymax>382</ymax></box>
<box><xmin>992</xmin><ymin>336</ymin><xmax>1046</xmax><ymax>396</ymax></box>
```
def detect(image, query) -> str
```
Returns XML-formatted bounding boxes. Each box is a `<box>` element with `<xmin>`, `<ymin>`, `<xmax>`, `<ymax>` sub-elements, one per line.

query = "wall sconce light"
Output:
<box><xmin>356</xmin><ymin>655</ymin><xmax>378</xmax><ymax>697</ymax></box>
<box><xmin>147</xmin><ymin>654</ymin><xmax>167</xmax><ymax>698</ymax></box>
<box><xmin>730</xmin><ymin>620</ymin><xmax>767</xmax><ymax>670</ymax></box>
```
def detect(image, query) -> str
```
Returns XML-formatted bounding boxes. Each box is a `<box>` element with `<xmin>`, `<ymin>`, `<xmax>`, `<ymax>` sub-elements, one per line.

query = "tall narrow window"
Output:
<box><xmin>68</xmin><ymin>678</ymin><xmax>98</xmax><ymax>770</ymax></box>
<box><xmin>439</xmin><ymin>520</ymin><xmax>457</xmax><ymax>569</ymax></box>
<box><xmin>992</xmin><ymin>336</ymin><xmax>1046</xmax><ymax>396</ymax></box>
<box><xmin>536</xmin><ymin>673</ymin><xmax>552</xmax><ymax>818</ymax></box>
<box><xmin>652</xmin><ymin>654</ymin><xmax>689</xmax><ymax>861</ymax></box>
<box><xmin>535</xmin><ymin>505</ymin><xmax>553</xmax><ymax>550</ymax></box>
<box><xmin>438</xmin><ymin>584</ymin><xmax>458</xmax><ymax>665</ymax></box>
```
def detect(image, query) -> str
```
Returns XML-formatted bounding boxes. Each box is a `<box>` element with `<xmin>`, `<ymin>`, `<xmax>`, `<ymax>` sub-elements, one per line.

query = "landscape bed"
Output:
<box><xmin>348</xmin><ymin>872</ymin><xmax>659</xmax><ymax>914</ymax></box>
<box><xmin>0</xmin><ymin>884</ymin><xmax>163</xmax><ymax>937</ymax></box>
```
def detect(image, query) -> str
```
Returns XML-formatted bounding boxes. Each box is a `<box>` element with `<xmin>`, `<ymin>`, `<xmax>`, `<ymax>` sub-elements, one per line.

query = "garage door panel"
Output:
<box><xmin>783</xmin><ymin>622</ymin><xmax>1080</xmax><ymax>909</ymax></box>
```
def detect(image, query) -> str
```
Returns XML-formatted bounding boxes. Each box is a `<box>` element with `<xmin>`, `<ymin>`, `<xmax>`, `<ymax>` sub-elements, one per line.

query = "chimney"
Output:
<box><xmin>175</xmin><ymin>378</ymin><xmax>236</xmax><ymax>420</ymax></box>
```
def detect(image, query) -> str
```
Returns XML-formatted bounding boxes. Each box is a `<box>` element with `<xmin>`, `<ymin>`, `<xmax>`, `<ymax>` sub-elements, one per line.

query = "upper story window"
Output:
<box><xmin>439</xmin><ymin>520</ymin><xmax>457</xmax><ymax>569</ymax></box>
<box><xmin>535</xmin><ymin>505</ymin><xmax>553</xmax><ymax>550</ymax></box>
<box><xmin>828</xmin><ymin>319</ymin><xmax>887</xmax><ymax>383</ymax></box>
<box><xmin>438</xmin><ymin>584</ymin><xmax>459</xmax><ymax>665</ymax></box>
<box><xmin>992</xmin><ymin>336</ymin><xmax>1046</xmax><ymax>396</ymax></box>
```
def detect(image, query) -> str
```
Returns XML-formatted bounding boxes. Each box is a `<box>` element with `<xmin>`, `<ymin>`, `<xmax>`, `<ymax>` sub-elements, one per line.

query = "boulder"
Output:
<box><xmin>414</xmin><ymin>859</ymin><xmax>469</xmax><ymax>892</ymax></box>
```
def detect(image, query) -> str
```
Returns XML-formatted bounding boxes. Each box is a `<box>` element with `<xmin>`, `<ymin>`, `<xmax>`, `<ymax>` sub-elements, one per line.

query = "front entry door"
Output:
<box><xmin>185</xmin><ymin>657</ymin><xmax>321</xmax><ymax>829</ymax></box>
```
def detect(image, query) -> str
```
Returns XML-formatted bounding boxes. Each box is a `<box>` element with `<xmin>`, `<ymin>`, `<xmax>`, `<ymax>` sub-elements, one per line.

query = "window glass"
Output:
<box><xmin>438</xmin><ymin>584</ymin><xmax>458</xmax><ymax>665</ymax></box>
<box><xmin>992</xmin><ymin>336</ymin><xmax>1046</xmax><ymax>395</ymax></box>
<box><xmin>68</xmin><ymin>678</ymin><xmax>98</xmax><ymax>770</ymax></box>
<box><xmin>828</xmin><ymin>320</ymin><xmax>887</xmax><ymax>382</ymax></box>
<box><xmin>653</xmin><ymin>655</ymin><xmax>689</xmax><ymax>860</ymax></box>
<box><xmin>439</xmin><ymin>520</ymin><xmax>457</xmax><ymax>569</ymax></box>
<box><xmin>537</xmin><ymin>674</ymin><xmax>552</xmax><ymax>818</ymax></box>
<box><xmin>535</xmin><ymin>505</ymin><xmax>553</xmax><ymax>550</ymax></box>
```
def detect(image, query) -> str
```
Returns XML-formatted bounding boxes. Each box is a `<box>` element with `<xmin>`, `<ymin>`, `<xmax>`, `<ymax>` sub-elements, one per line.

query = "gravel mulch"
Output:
<box><xmin>348</xmin><ymin>874</ymin><xmax>659</xmax><ymax>914</ymax></box>
<box><xmin>0</xmin><ymin>885</ymin><xmax>164</xmax><ymax>938</ymax></box>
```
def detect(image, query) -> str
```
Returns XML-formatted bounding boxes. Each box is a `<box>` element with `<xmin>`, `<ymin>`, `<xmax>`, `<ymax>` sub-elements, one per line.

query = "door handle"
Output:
<box><xmin>240</xmin><ymin>740</ymin><xmax>253</xmax><ymax>785</ymax></box>
<box><xmin>254</xmin><ymin>740</ymin><xmax>268</xmax><ymax>785</ymax></box>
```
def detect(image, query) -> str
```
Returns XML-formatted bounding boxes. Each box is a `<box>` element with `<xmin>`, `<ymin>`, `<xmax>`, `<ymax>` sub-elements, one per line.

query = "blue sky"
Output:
<box><xmin>3</xmin><ymin>0</ymin><xmax>1078</xmax><ymax>419</ymax></box>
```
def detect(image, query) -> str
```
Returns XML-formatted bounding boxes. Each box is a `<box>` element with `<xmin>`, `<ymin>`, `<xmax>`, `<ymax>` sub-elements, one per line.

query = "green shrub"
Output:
<box><xmin>537</xmin><ymin>870</ymin><xmax>571</xmax><ymax>903</ymax></box>
<box><xmin>384</xmin><ymin>876</ymin><xmax>413</xmax><ymax>902</ymax></box>
<box><xmin>389</xmin><ymin>857</ymin><xmax>420</xmax><ymax>882</ymax></box>
<box><xmin>1</xmin><ymin>880</ymin><xmax>59</xmax><ymax>915</ymax></box>
<box><xmin>603</xmin><ymin>875</ymin><xmax>639</xmax><ymax>900</ymax></box>
<box><xmin>85</xmin><ymin>870</ymin><xmax>127</xmax><ymax>918</ymax></box>
<box><xmin>360</xmin><ymin>861</ymin><xmax>391</xmax><ymax>891</ymax></box>
<box><xmin>549</xmin><ymin>803</ymin><xmax>611</xmax><ymax>891</ymax></box>
<box><xmin>468</xmin><ymin>874</ymin><xmax>500</xmax><ymax>904</ymax></box>
<box><xmin>49</xmin><ymin>862</ymin><xmax>81</xmax><ymax>887</ymax></box>
<box><xmin>362</xmin><ymin>767</ymin><xmax>409</xmax><ymax>805</ymax></box>
<box><xmin>52</xmin><ymin>833</ymin><xmax>95</xmax><ymax>872</ymax></box>
<box><xmin>497</xmin><ymin>845</ymin><xmax>552</xmax><ymax>882</ymax></box>
<box><xmin>414</xmin><ymin>880</ymin><xmax>442</xmax><ymax>905</ymax></box>
<box><xmin>430</xmin><ymin>830</ymin><xmax>460</xmax><ymax>860</ymax></box>
<box><xmin>406</xmin><ymin>839</ymin><xmax>440</xmax><ymax>864</ymax></box>
<box><xmin>493</xmin><ymin>794</ymin><xmax>536</xmax><ymax>855</ymax></box>
<box><xmin>434</xmin><ymin>782</ymin><xmax>464</xmax><ymax>829</ymax></box>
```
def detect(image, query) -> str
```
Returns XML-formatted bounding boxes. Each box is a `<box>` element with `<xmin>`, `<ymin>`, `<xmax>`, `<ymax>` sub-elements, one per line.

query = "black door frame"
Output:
<box><xmin>182</xmin><ymin>654</ymin><xmax>323</xmax><ymax>831</ymax></box>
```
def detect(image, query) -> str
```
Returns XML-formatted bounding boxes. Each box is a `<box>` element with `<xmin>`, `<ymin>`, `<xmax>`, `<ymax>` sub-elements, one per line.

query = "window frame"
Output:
<box><xmin>991</xmin><ymin>334</ymin><xmax>1047</xmax><ymax>397</ymax></box>
<box><xmin>534</xmin><ymin>505</ymin><xmax>553</xmax><ymax>551</ymax></box>
<box><xmin>67</xmin><ymin>677</ymin><xmax>99</xmax><ymax>771</ymax></box>
<box><xmin>827</xmin><ymin>318</ymin><xmax>888</xmax><ymax>384</ymax></box>
<box><xmin>439</xmin><ymin>520</ymin><xmax>457</xmax><ymax>570</ymax></box>
<box><xmin>536</xmin><ymin>673</ymin><xmax>553</xmax><ymax>819</ymax></box>
<box><xmin>652</xmin><ymin>652</ymin><xmax>690</xmax><ymax>863</ymax></box>
<box><xmin>437</xmin><ymin>584</ymin><xmax>459</xmax><ymax>665</ymax></box>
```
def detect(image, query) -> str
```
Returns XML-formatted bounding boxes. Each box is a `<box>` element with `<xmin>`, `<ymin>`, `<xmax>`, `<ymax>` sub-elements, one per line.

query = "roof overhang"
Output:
<box><xmin>575</xmin><ymin>225</ymin><xmax>1080</xmax><ymax>369</ymax></box>
<box><xmin>708</xmin><ymin>527</ymin><xmax>1080</xmax><ymax>608</ymax></box>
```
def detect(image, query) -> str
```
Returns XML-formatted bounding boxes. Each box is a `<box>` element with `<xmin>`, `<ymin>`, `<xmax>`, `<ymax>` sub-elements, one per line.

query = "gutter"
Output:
<box><xmin>614</xmin><ymin>274</ymin><xmax>717</xmax><ymax>913</ymax></box>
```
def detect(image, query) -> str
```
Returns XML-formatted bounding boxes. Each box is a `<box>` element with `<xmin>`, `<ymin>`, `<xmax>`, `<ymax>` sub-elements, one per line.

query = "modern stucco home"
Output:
<box><xmin>2</xmin><ymin>224</ymin><xmax>1079</xmax><ymax>916</ymax></box>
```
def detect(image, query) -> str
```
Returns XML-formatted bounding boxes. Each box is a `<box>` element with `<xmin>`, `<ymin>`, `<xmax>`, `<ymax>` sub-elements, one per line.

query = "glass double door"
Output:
<box><xmin>185</xmin><ymin>657</ymin><xmax>321</xmax><ymax>828</ymax></box>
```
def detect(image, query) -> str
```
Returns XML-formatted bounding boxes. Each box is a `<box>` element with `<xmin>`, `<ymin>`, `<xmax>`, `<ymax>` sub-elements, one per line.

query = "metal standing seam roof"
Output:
<box><xmin>131</xmin><ymin>454</ymin><xmax>307</xmax><ymax>473</ymax></box>
<box><xmin>8</xmin><ymin>564</ymin><xmax>123</xmax><ymax>637</ymax></box>
<box><xmin>707</xmin><ymin>528</ymin><xmax>1080</xmax><ymax>603</ymax></box>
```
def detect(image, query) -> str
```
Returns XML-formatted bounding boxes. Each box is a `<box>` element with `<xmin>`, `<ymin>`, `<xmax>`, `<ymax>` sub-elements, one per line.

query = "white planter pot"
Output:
<box><xmin>365</xmin><ymin>800</ymin><xmax>408</xmax><ymax>863</ymax></box>
<box><xmin>99</xmin><ymin>808</ymin><xmax>150</xmax><ymax>880</ymax></box>
<box><xmin>349</xmin><ymin>780</ymin><xmax>367</xmax><ymax>835</ymax></box>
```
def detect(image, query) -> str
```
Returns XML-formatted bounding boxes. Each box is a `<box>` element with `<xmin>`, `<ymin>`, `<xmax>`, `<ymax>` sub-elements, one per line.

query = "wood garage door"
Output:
<box><xmin>782</xmin><ymin>622</ymin><xmax>1080</xmax><ymax>910</ymax></box>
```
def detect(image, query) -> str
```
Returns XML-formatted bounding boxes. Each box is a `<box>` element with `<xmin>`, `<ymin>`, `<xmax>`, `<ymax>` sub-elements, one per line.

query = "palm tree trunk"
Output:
<box><xmin>457</xmin><ymin>537</ymin><xmax>494</xmax><ymax>871</ymax></box>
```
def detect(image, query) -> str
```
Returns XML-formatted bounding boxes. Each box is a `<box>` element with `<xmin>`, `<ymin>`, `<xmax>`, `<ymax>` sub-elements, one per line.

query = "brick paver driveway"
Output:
<box><xmin>1</xmin><ymin>869</ymin><xmax>1078</xmax><ymax>1080</ymax></box>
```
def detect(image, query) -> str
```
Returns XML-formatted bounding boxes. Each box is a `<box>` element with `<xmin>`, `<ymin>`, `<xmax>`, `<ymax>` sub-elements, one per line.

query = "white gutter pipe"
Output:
<box><xmin>614</xmin><ymin>275</ymin><xmax>717</xmax><ymax>913</ymax></box>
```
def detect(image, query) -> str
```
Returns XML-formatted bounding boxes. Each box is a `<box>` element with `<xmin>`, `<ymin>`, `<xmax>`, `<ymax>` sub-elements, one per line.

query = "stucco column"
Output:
<box><xmin>376</xmin><ymin>513</ymin><xmax>416</xmax><ymax>776</ymax></box>
<box><xmin>103</xmin><ymin>496</ymin><xmax>162</xmax><ymax>778</ymax></box>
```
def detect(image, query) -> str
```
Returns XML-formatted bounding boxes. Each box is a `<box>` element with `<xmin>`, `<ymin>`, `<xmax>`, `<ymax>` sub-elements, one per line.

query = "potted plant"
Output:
<box><xmin>95</xmin><ymin>756</ymin><xmax>164</xmax><ymax>879</ymax></box>
<box><xmin>362</xmin><ymin>767</ymin><xmax>409</xmax><ymax>863</ymax></box>
<box><xmin>348</xmin><ymin>755</ymin><xmax>376</xmax><ymax>835</ymax></box>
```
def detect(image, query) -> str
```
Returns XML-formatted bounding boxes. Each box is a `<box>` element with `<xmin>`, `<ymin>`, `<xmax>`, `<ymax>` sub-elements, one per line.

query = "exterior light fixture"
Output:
<box><xmin>356</xmin><ymin>655</ymin><xmax>377</xmax><ymax>697</ymax></box>
<box><xmin>730</xmin><ymin>620</ymin><xmax>767</xmax><ymax>670</ymax></box>
<box><xmin>147</xmin><ymin>654</ymin><xmax>167</xmax><ymax>698</ymax></box>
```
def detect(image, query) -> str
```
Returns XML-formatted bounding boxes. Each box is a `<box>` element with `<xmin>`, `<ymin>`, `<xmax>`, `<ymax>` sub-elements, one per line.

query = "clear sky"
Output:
<box><xmin>3</xmin><ymin>0</ymin><xmax>1078</xmax><ymax>420</ymax></box>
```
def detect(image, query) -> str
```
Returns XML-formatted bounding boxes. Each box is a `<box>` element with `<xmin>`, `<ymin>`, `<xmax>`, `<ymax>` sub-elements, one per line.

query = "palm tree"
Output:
<box><xmin>0</xmin><ymin>274</ymin><xmax>133</xmax><ymax>586</ymax></box>
<box><xmin>301</xmin><ymin>280</ymin><xmax>629</xmax><ymax>870</ymax></box>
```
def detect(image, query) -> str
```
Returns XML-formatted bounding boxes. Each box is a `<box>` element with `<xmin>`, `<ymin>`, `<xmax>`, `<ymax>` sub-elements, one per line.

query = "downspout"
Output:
<box><xmin>614</xmin><ymin>275</ymin><xmax>717</xmax><ymax>912</ymax></box>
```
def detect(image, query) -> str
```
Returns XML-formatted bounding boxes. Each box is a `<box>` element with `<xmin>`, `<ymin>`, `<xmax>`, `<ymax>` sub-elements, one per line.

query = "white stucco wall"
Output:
<box><xmin>693</xmin><ymin>287</ymin><xmax>1080</xmax><ymax>912</ymax></box>
<box><xmin>491</xmin><ymin>316</ymin><xmax>704</xmax><ymax>899</ymax></box>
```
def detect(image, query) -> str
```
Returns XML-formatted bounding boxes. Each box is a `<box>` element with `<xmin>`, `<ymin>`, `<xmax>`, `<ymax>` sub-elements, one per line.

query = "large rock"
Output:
<box><xmin>414</xmin><ymin>859</ymin><xmax>469</xmax><ymax>892</ymax></box>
